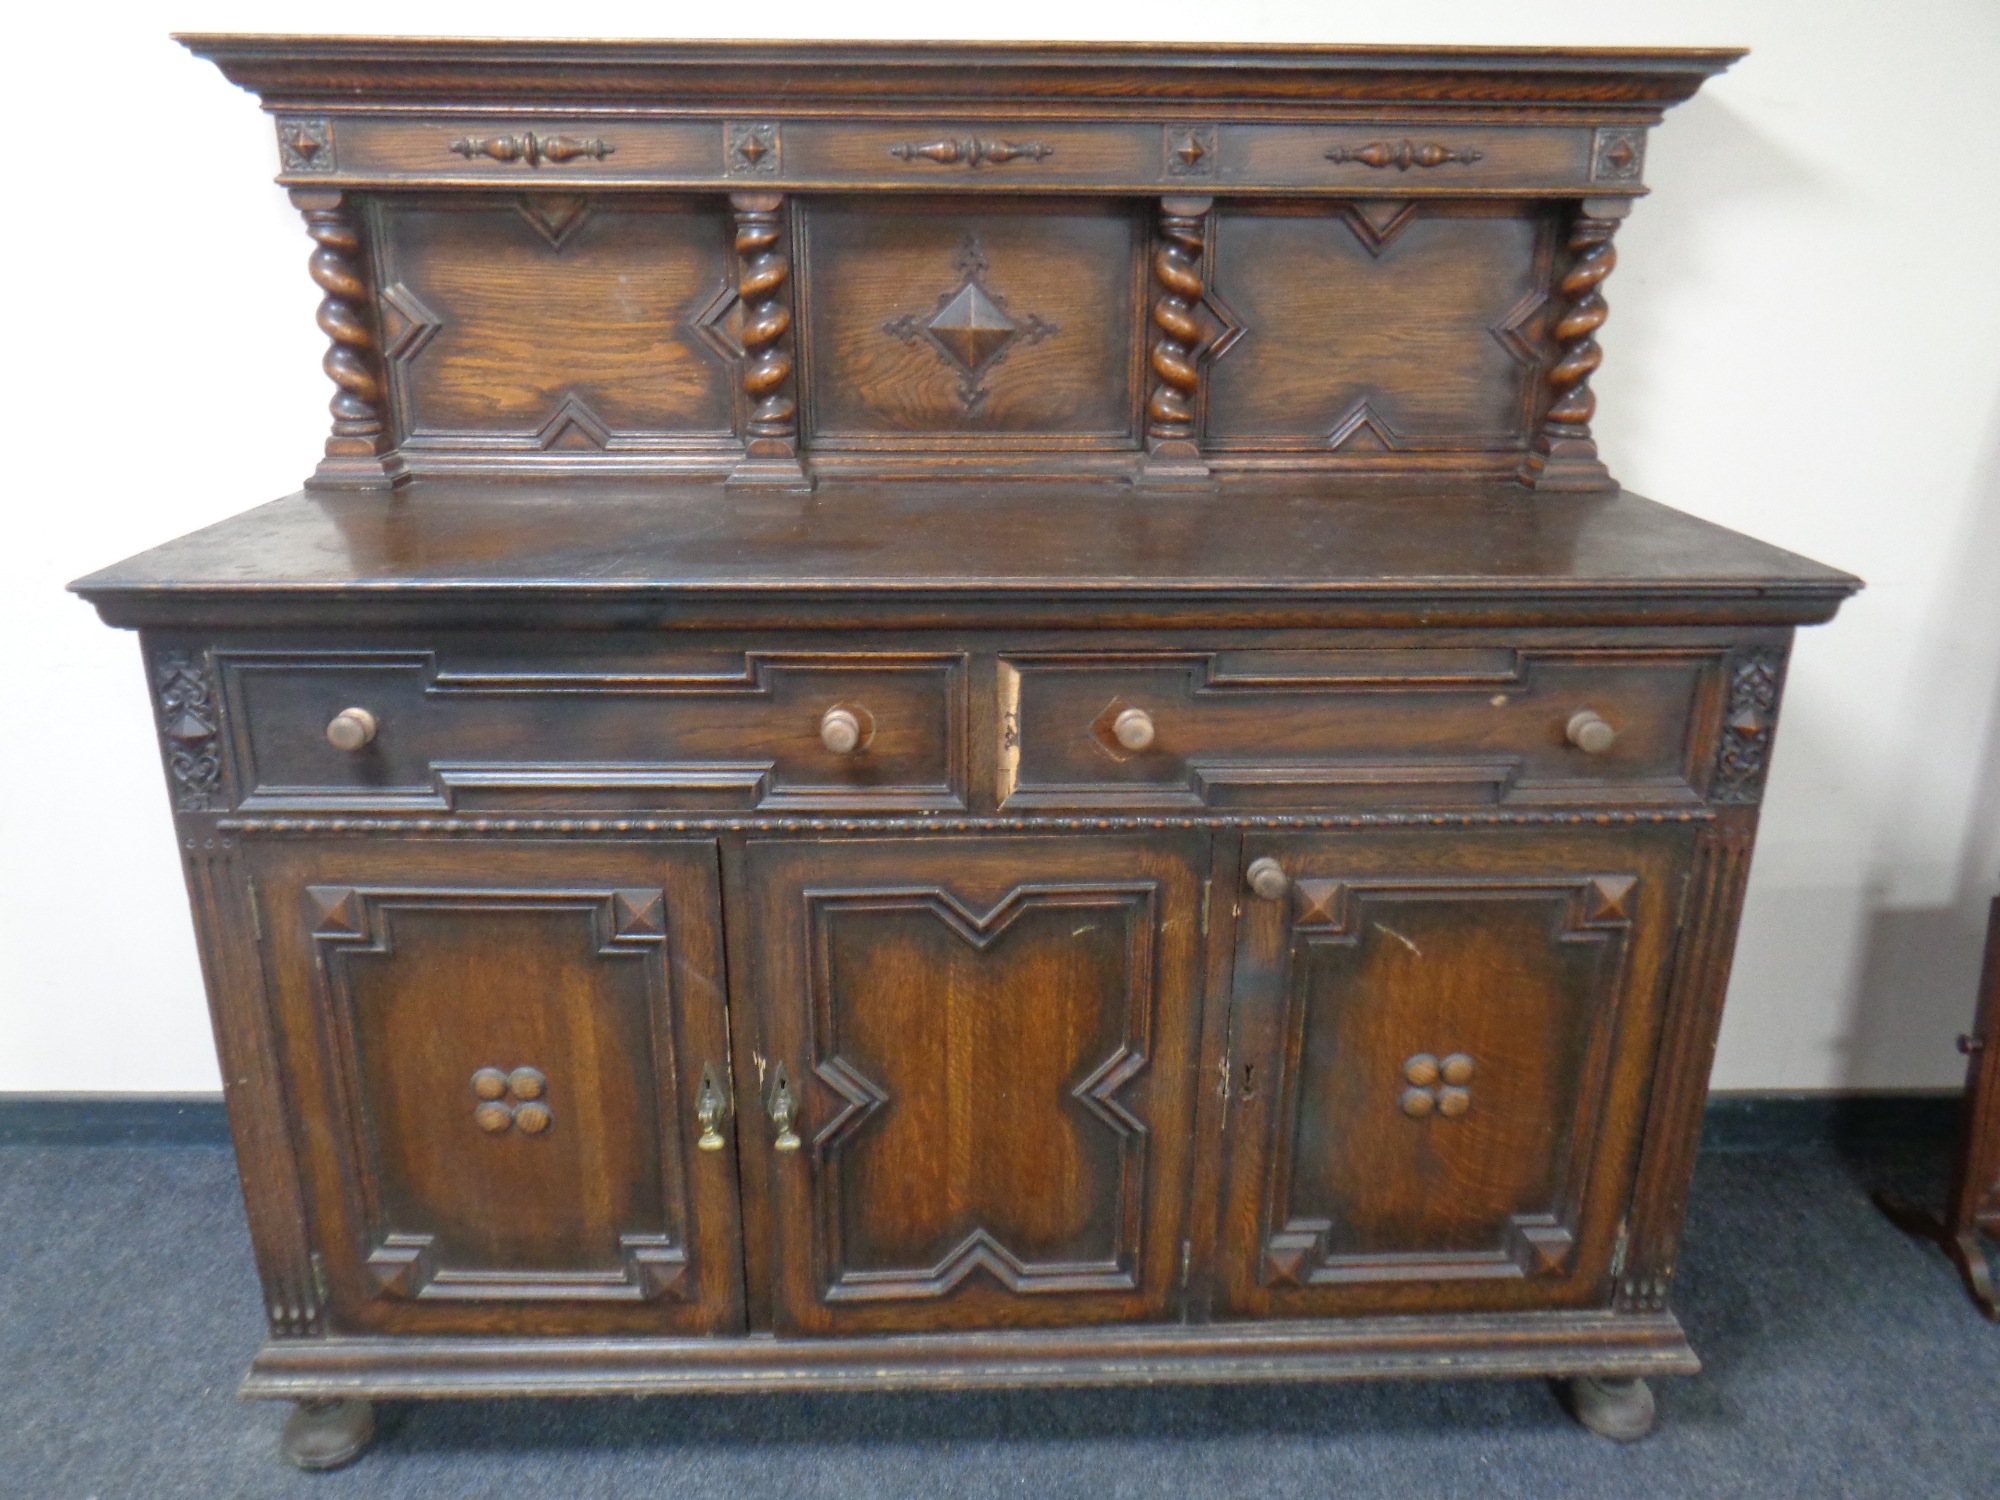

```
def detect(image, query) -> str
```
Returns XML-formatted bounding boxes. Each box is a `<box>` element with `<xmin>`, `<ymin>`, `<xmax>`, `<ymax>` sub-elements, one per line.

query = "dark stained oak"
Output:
<box><xmin>77</xmin><ymin>37</ymin><xmax>1858</xmax><ymax>1460</ymax></box>
<box><xmin>1876</xmin><ymin>894</ymin><xmax>2000</xmax><ymax>1319</ymax></box>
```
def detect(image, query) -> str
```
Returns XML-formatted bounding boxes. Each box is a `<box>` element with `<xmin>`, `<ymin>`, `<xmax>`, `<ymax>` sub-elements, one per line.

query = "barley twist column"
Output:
<box><xmin>1524</xmin><ymin>198</ymin><xmax>1628</xmax><ymax>491</ymax></box>
<box><xmin>292</xmin><ymin>189</ymin><xmax>397</xmax><ymax>489</ymax></box>
<box><xmin>1138</xmin><ymin>195</ymin><xmax>1217</xmax><ymax>491</ymax></box>
<box><xmin>727</xmin><ymin>193</ymin><xmax>811</xmax><ymax>490</ymax></box>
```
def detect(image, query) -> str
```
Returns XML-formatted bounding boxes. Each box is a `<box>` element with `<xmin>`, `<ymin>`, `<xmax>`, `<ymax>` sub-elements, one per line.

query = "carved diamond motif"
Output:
<box><xmin>882</xmin><ymin>236</ymin><xmax>1058</xmax><ymax>415</ymax></box>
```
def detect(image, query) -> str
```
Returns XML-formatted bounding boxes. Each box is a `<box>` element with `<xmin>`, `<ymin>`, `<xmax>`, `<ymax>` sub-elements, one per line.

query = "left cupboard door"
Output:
<box><xmin>249</xmin><ymin>839</ymin><xmax>745</xmax><ymax>1336</ymax></box>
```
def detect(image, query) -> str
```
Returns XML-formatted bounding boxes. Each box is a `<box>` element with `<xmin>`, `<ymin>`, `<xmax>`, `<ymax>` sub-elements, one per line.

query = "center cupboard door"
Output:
<box><xmin>1215</xmin><ymin>825</ymin><xmax>1694</xmax><ymax>1319</ymax></box>
<box><xmin>739</xmin><ymin>834</ymin><xmax>1211</xmax><ymax>1334</ymax></box>
<box><xmin>251</xmin><ymin>838</ymin><xmax>744</xmax><ymax>1336</ymax></box>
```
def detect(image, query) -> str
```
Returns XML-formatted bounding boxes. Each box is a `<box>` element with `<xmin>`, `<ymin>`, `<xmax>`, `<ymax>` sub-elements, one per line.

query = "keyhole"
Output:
<box><xmin>1240</xmin><ymin>1064</ymin><xmax>1256</xmax><ymax>1101</ymax></box>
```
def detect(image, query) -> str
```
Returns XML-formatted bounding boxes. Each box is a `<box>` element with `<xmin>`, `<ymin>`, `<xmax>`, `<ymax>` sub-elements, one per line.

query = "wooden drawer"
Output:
<box><xmin>999</xmin><ymin>647</ymin><xmax>1720</xmax><ymax>811</ymax></box>
<box><xmin>217</xmin><ymin>648</ymin><xmax>966</xmax><ymax>813</ymax></box>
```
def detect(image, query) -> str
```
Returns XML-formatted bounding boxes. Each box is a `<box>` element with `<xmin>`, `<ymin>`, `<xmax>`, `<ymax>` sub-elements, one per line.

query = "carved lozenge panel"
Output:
<box><xmin>805</xmin><ymin>885</ymin><xmax>1156</xmax><ymax>1296</ymax></box>
<box><xmin>1205</xmin><ymin>202</ymin><xmax>1554</xmax><ymax>462</ymax></box>
<box><xmin>372</xmin><ymin>195</ymin><xmax>737</xmax><ymax>451</ymax></box>
<box><xmin>802</xmin><ymin>197</ymin><xmax>1143</xmax><ymax>445</ymax></box>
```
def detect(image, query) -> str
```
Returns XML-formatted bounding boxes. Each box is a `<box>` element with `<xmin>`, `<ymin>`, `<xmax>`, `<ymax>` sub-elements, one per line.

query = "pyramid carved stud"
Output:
<box><xmin>307</xmin><ymin>886</ymin><xmax>363</xmax><ymax>936</ymax></box>
<box><xmin>1292</xmin><ymin>879</ymin><xmax>1346</xmax><ymax>930</ymax></box>
<box><xmin>882</xmin><ymin>235</ymin><xmax>1057</xmax><ymax>415</ymax></box>
<box><xmin>1586</xmin><ymin>874</ymin><xmax>1639</xmax><ymax>923</ymax></box>
<box><xmin>611</xmin><ymin>888</ymin><xmax>667</xmax><ymax>938</ymax></box>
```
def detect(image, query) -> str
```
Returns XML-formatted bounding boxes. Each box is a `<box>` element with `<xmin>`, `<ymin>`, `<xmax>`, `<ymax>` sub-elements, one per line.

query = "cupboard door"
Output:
<box><xmin>740</xmin><ymin>835</ymin><xmax>1210</xmax><ymax>1333</ymax></box>
<box><xmin>1216</xmin><ymin>826</ymin><xmax>1693</xmax><ymax>1318</ymax></box>
<box><xmin>253</xmin><ymin>839</ymin><xmax>743</xmax><ymax>1336</ymax></box>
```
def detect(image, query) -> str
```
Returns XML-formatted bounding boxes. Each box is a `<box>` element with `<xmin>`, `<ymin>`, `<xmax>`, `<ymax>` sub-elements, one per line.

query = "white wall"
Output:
<box><xmin>4</xmin><ymin>0</ymin><xmax>1997</xmax><ymax>1092</ymax></box>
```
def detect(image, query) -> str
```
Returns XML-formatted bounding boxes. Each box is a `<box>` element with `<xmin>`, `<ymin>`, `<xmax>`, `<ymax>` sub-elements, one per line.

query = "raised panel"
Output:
<box><xmin>373</xmin><ymin>195</ymin><xmax>738</xmax><ymax>452</ymax></box>
<box><xmin>256</xmin><ymin>840</ymin><xmax>742</xmax><ymax>1336</ymax></box>
<box><xmin>1205</xmin><ymin>203</ymin><xmax>1554</xmax><ymax>457</ymax></box>
<box><xmin>1217</xmin><ymin>827</ymin><xmax>1692</xmax><ymax>1319</ymax></box>
<box><xmin>802</xmin><ymin>197</ymin><xmax>1144</xmax><ymax>446</ymax></box>
<box><xmin>1264</xmin><ymin>878</ymin><xmax>1629</xmax><ymax>1285</ymax></box>
<box><xmin>806</xmin><ymin>885</ymin><xmax>1153</xmax><ymax>1298</ymax></box>
<box><xmin>743</xmin><ymin>835</ymin><xmax>1208</xmax><ymax>1333</ymax></box>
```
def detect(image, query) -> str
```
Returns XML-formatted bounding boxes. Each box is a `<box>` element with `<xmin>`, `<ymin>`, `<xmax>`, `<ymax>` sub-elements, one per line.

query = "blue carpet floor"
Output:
<box><xmin>1</xmin><ymin>1140</ymin><xmax>1994</xmax><ymax>1499</ymax></box>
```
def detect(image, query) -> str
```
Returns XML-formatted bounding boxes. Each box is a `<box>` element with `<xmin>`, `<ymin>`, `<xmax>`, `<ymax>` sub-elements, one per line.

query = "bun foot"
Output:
<box><xmin>280</xmin><ymin>1398</ymin><xmax>376</xmax><ymax>1471</ymax></box>
<box><xmin>1560</xmin><ymin>1375</ymin><xmax>1657</xmax><ymax>1442</ymax></box>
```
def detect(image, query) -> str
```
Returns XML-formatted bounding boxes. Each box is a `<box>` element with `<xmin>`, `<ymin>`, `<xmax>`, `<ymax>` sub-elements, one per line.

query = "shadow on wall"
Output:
<box><xmin>1840</xmin><ymin>388</ymin><xmax>2000</xmax><ymax>1087</ymax></box>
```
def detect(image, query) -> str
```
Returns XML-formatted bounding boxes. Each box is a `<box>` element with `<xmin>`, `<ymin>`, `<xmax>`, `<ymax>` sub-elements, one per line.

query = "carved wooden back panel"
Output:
<box><xmin>181</xmin><ymin>37</ymin><xmax>1745</xmax><ymax>493</ymax></box>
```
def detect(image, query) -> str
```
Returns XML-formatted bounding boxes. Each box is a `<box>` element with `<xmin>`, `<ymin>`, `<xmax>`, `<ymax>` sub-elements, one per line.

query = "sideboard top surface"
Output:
<box><xmin>72</xmin><ymin>479</ymin><xmax>1858</xmax><ymax>631</ymax></box>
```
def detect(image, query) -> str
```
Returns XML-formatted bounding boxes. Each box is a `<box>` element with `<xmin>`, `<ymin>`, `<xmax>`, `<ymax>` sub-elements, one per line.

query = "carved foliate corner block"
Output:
<box><xmin>1591</xmin><ymin>126</ymin><xmax>1648</xmax><ymax>183</ymax></box>
<box><xmin>292</xmin><ymin>189</ymin><xmax>401</xmax><ymax>489</ymax></box>
<box><xmin>726</xmin><ymin>122</ymin><xmax>780</xmax><ymax>175</ymax></box>
<box><xmin>1164</xmin><ymin>127</ymin><xmax>1216</xmax><ymax>178</ymax></box>
<box><xmin>276</xmin><ymin>117</ymin><xmax>334</xmax><ymax>173</ymax></box>
<box><xmin>155</xmin><ymin>650</ymin><xmax>222</xmax><ymax>812</ymax></box>
<box><xmin>725</xmin><ymin>193</ymin><xmax>812</xmax><ymax>491</ymax></box>
<box><xmin>1523</xmin><ymin>198</ymin><xmax>1629</xmax><ymax>492</ymax></box>
<box><xmin>882</xmin><ymin>235</ymin><xmax>1057</xmax><ymax>417</ymax></box>
<box><xmin>1139</xmin><ymin>196</ymin><xmax>1220</xmax><ymax>491</ymax></box>
<box><xmin>1713</xmin><ymin>648</ymin><xmax>1784</xmax><ymax>803</ymax></box>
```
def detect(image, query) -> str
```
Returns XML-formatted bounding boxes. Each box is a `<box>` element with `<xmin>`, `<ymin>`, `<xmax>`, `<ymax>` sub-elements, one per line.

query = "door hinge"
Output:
<box><xmin>1199</xmin><ymin>878</ymin><xmax>1212</xmax><ymax>938</ymax></box>
<box><xmin>1180</xmin><ymin>1239</ymin><xmax>1192</xmax><ymax>1290</ymax></box>
<box><xmin>246</xmin><ymin>877</ymin><xmax>263</xmax><ymax>942</ymax></box>
<box><xmin>309</xmin><ymin>1249</ymin><xmax>329</xmax><ymax>1304</ymax></box>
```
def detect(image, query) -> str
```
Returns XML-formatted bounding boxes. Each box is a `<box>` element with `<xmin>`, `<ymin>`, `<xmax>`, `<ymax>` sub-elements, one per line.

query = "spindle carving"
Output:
<box><xmin>1140</xmin><ymin>196</ymin><xmax>1218</xmax><ymax>490</ymax></box>
<box><xmin>293</xmin><ymin>190</ymin><xmax>398</xmax><ymax>489</ymax></box>
<box><xmin>448</xmin><ymin>133</ymin><xmax>614</xmax><ymax>166</ymax></box>
<box><xmin>887</xmin><ymin>138</ymin><xmax>1054</xmax><ymax>168</ymax></box>
<box><xmin>1523</xmin><ymin>201</ymin><xmax>1626</xmax><ymax>492</ymax></box>
<box><xmin>726</xmin><ymin>193</ymin><xmax>811</xmax><ymax>490</ymax></box>
<box><xmin>1326</xmin><ymin>140</ymin><xmax>1483</xmax><ymax>170</ymax></box>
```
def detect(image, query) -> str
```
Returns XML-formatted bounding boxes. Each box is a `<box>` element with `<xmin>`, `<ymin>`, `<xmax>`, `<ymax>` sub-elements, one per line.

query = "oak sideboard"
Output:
<box><xmin>71</xmin><ymin>36</ymin><xmax>1860</xmax><ymax>1469</ymax></box>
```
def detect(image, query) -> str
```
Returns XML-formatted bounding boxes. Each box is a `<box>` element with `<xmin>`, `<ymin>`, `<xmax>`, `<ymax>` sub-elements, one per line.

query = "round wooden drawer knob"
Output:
<box><xmin>1437</xmin><ymin>1086</ymin><xmax>1472</xmax><ymax>1118</ymax></box>
<box><xmin>1112</xmin><ymin>707</ymin><xmax>1155</xmax><ymax>751</ymax></box>
<box><xmin>1404</xmin><ymin>1053</ymin><xmax>1441</xmax><ymax>1087</ymax></box>
<box><xmin>1400</xmin><ymin>1087</ymin><xmax>1437</xmax><ymax>1118</ymax></box>
<box><xmin>1566</xmin><ymin>709</ymin><xmax>1617</xmax><ymax>754</ymax></box>
<box><xmin>820</xmin><ymin>706</ymin><xmax>864</xmax><ymax>755</ymax></box>
<box><xmin>1440</xmin><ymin>1052</ymin><xmax>1475</xmax><ymax>1086</ymax></box>
<box><xmin>513</xmin><ymin>1101</ymin><xmax>553</xmax><ymax>1135</ymax></box>
<box><xmin>507</xmin><ymin>1066</ymin><xmax>546</xmax><ymax>1101</ymax></box>
<box><xmin>471</xmin><ymin>1067</ymin><xmax>508</xmax><ymax>1101</ymax></box>
<box><xmin>1245</xmin><ymin>857</ymin><xmax>1289</xmax><ymax>901</ymax></box>
<box><xmin>325</xmin><ymin>707</ymin><xmax>378</xmax><ymax>751</ymax></box>
<box><xmin>473</xmin><ymin>1100</ymin><xmax>514</xmax><ymax>1133</ymax></box>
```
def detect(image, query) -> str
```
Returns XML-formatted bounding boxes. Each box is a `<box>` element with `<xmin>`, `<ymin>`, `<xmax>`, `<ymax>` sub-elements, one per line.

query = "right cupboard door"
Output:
<box><xmin>1216</xmin><ymin>825</ymin><xmax>1695</xmax><ymax>1319</ymax></box>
